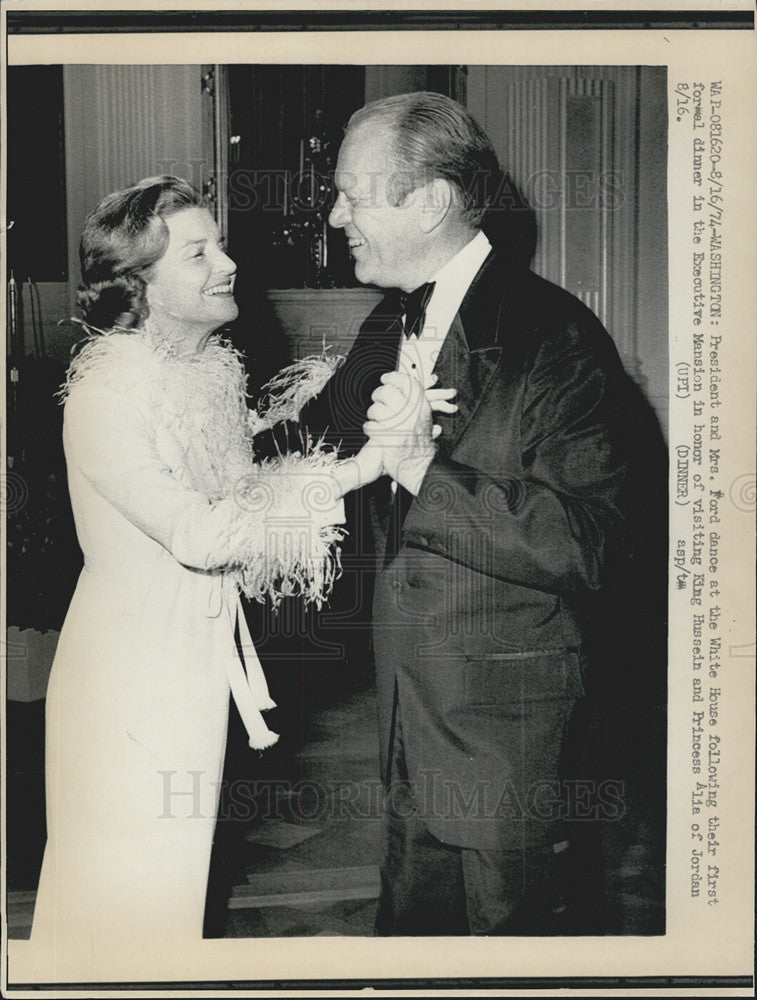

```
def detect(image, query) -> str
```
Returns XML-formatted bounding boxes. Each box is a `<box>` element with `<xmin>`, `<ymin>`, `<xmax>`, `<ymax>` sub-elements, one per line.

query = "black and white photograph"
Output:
<box><xmin>2</xmin><ymin>4</ymin><xmax>755</xmax><ymax>996</ymax></box>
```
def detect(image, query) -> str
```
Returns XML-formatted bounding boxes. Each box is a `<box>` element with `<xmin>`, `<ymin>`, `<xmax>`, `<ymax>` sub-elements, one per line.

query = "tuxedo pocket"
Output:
<box><xmin>463</xmin><ymin>649</ymin><xmax>585</xmax><ymax>707</ymax></box>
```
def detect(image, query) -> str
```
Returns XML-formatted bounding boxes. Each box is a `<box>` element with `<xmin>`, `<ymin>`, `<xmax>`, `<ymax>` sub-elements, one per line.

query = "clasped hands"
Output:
<box><xmin>356</xmin><ymin>372</ymin><xmax>458</xmax><ymax>495</ymax></box>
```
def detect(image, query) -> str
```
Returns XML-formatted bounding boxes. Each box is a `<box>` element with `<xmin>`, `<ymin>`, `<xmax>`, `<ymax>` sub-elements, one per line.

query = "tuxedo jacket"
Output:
<box><xmin>295</xmin><ymin>248</ymin><xmax>648</xmax><ymax>851</ymax></box>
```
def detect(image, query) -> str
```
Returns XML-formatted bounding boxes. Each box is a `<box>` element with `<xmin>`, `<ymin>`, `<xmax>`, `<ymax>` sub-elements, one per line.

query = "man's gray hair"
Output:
<box><xmin>347</xmin><ymin>91</ymin><xmax>503</xmax><ymax>227</ymax></box>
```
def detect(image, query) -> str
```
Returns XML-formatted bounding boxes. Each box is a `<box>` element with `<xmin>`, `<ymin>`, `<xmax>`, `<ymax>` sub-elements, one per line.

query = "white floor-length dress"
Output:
<box><xmin>30</xmin><ymin>329</ymin><xmax>343</xmax><ymax>951</ymax></box>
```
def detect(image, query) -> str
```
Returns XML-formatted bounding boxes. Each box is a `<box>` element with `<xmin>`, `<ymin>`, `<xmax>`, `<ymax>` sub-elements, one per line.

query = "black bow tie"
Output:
<box><xmin>400</xmin><ymin>281</ymin><xmax>436</xmax><ymax>338</ymax></box>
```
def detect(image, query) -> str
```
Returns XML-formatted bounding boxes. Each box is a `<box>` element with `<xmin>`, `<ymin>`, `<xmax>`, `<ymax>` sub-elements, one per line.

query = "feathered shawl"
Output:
<box><xmin>60</xmin><ymin>324</ymin><xmax>345</xmax><ymax>608</ymax></box>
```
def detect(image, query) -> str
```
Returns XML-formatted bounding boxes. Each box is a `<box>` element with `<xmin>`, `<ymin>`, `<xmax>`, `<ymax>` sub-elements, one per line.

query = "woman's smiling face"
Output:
<box><xmin>145</xmin><ymin>207</ymin><xmax>238</xmax><ymax>350</ymax></box>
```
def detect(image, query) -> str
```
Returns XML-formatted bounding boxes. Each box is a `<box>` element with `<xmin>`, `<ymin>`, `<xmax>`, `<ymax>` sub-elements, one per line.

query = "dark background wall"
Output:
<box><xmin>6</xmin><ymin>63</ymin><xmax>667</xmax><ymax>429</ymax></box>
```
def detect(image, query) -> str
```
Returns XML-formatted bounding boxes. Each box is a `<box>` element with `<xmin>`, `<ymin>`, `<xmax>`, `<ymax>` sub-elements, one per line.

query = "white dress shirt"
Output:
<box><xmin>389</xmin><ymin>230</ymin><xmax>492</xmax><ymax>495</ymax></box>
<box><xmin>397</xmin><ymin>229</ymin><xmax>493</xmax><ymax>386</ymax></box>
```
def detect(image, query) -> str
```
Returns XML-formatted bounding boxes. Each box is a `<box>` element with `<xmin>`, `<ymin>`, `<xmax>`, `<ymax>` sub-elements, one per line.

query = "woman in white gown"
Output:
<box><xmin>29</xmin><ymin>176</ymin><xmax>383</xmax><ymax>951</ymax></box>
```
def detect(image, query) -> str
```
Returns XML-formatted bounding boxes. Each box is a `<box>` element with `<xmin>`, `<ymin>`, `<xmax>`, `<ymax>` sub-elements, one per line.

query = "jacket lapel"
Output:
<box><xmin>430</xmin><ymin>252</ymin><xmax>505</xmax><ymax>453</ymax></box>
<box><xmin>431</xmin><ymin>318</ymin><xmax>501</xmax><ymax>452</ymax></box>
<box><xmin>362</xmin><ymin>292</ymin><xmax>406</xmax><ymax>389</ymax></box>
<box><xmin>378</xmin><ymin>253</ymin><xmax>512</xmax><ymax>557</ymax></box>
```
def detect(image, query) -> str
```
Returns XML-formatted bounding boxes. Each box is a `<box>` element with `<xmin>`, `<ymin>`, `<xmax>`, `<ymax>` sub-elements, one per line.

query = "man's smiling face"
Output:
<box><xmin>328</xmin><ymin>122</ymin><xmax>429</xmax><ymax>293</ymax></box>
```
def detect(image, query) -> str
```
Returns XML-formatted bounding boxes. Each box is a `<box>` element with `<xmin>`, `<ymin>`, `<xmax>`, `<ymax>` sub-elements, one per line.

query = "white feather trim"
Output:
<box><xmin>226</xmin><ymin>443</ymin><xmax>347</xmax><ymax>609</ymax></box>
<box><xmin>255</xmin><ymin>352</ymin><xmax>344</xmax><ymax>428</ymax></box>
<box><xmin>60</xmin><ymin>327</ymin><xmax>346</xmax><ymax>608</ymax></box>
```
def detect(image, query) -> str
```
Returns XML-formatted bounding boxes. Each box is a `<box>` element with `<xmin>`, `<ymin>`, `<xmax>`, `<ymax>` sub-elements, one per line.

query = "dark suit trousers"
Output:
<box><xmin>375</xmin><ymin>716</ymin><xmax>571</xmax><ymax>936</ymax></box>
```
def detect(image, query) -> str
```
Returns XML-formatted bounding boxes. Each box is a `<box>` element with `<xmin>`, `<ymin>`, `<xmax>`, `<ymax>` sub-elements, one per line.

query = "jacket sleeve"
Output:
<box><xmin>250</xmin><ymin>358</ymin><xmax>363</xmax><ymax>460</ymax></box>
<box><xmin>64</xmin><ymin>384</ymin><xmax>344</xmax><ymax>575</ymax></box>
<box><xmin>401</xmin><ymin>325</ymin><xmax>631</xmax><ymax>596</ymax></box>
<box><xmin>253</xmin><ymin>312</ymin><xmax>399</xmax><ymax>460</ymax></box>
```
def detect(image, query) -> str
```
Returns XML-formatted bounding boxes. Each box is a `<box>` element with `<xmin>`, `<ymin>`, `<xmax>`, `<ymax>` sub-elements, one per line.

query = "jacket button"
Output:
<box><xmin>392</xmin><ymin>580</ymin><xmax>403</xmax><ymax>592</ymax></box>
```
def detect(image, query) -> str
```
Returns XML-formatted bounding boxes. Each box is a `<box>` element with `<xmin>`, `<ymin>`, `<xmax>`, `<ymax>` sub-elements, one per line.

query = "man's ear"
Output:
<box><xmin>415</xmin><ymin>178</ymin><xmax>453</xmax><ymax>234</ymax></box>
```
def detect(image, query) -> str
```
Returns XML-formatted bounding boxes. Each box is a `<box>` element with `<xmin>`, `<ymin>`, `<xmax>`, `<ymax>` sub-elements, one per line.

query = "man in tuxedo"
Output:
<box><xmin>299</xmin><ymin>91</ymin><xmax>659</xmax><ymax>935</ymax></box>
